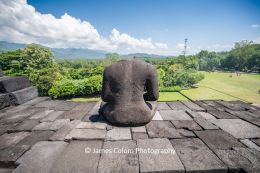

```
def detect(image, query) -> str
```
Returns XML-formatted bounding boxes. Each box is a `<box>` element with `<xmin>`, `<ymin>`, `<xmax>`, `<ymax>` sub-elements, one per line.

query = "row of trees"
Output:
<box><xmin>0</xmin><ymin>40</ymin><xmax>259</xmax><ymax>98</ymax></box>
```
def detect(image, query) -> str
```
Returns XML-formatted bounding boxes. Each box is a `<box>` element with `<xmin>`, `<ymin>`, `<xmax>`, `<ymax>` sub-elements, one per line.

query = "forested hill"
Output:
<box><xmin>0</xmin><ymin>41</ymin><xmax>166</xmax><ymax>59</ymax></box>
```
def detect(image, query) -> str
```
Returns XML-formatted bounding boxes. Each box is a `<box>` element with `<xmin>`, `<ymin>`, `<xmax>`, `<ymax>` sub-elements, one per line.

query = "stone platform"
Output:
<box><xmin>0</xmin><ymin>98</ymin><xmax>260</xmax><ymax>173</ymax></box>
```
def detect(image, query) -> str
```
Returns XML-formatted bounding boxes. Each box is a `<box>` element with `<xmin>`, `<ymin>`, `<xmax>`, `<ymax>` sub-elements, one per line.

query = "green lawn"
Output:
<box><xmin>71</xmin><ymin>71</ymin><xmax>260</xmax><ymax>103</ymax></box>
<box><xmin>181</xmin><ymin>71</ymin><xmax>260</xmax><ymax>103</ymax></box>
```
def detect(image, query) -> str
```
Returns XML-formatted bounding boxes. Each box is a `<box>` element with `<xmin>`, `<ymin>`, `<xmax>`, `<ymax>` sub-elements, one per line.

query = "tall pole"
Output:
<box><xmin>184</xmin><ymin>38</ymin><xmax>188</xmax><ymax>56</ymax></box>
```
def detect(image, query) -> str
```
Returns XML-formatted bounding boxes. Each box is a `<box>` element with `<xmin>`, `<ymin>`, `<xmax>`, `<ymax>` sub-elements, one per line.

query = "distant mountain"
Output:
<box><xmin>0</xmin><ymin>41</ymin><xmax>26</xmax><ymax>51</ymax></box>
<box><xmin>121</xmin><ymin>53</ymin><xmax>167</xmax><ymax>59</ymax></box>
<box><xmin>0</xmin><ymin>41</ymin><xmax>169</xmax><ymax>59</ymax></box>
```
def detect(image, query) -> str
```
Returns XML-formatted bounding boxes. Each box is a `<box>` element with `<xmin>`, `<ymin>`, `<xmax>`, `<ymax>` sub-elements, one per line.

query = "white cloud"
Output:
<box><xmin>251</xmin><ymin>24</ymin><xmax>260</xmax><ymax>28</ymax></box>
<box><xmin>0</xmin><ymin>0</ymin><xmax>169</xmax><ymax>54</ymax></box>
<box><xmin>254</xmin><ymin>37</ymin><xmax>260</xmax><ymax>44</ymax></box>
<box><xmin>206</xmin><ymin>44</ymin><xmax>233</xmax><ymax>52</ymax></box>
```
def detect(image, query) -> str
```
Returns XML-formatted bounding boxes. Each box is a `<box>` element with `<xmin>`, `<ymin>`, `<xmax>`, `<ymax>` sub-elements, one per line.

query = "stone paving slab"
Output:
<box><xmin>49</xmin><ymin>120</ymin><xmax>80</xmax><ymax>141</ymax></box>
<box><xmin>50</xmin><ymin>140</ymin><xmax>102</xmax><ymax>173</ymax></box>
<box><xmin>0</xmin><ymin>132</ymin><xmax>30</xmax><ymax>150</ymax></box>
<box><xmin>146</xmin><ymin>121</ymin><xmax>182</xmax><ymax>138</ymax></box>
<box><xmin>0</xmin><ymin>168</ymin><xmax>13</xmax><ymax>173</ymax></box>
<box><xmin>59</xmin><ymin>110</ymin><xmax>87</xmax><ymax>120</ymax></box>
<box><xmin>214</xmin><ymin>149</ymin><xmax>253</xmax><ymax>172</ymax></box>
<box><xmin>193</xmin><ymin>117</ymin><xmax>219</xmax><ymax>130</ymax></box>
<box><xmin>195</xmin><ymin>130</ymin><xmax>245</xmax><ymax>150</ymax></box>
<box><xmin>17</xmin><ymin>131</ymin><xmax>55</xmax><ymax>146</ymax></box>
<box><xmin>40</xmin><ymin>111</ymin><xmax>64</xmax><ymax>122</ymax></box>
<box><xmin>98</xmin><ymin>140</ymin><xmax>139</xmax><ymax>173</ymax></box>
<box><xmin>1</xmin><ymin>99</ymin><xmax>260</xmax><ymax>172</ymax></box>
<box><xmin>132</xmin><ymin>133</ymin><xmax>148</xmax><ymax>140</ymax></box>
<box><xmin>167</xmin><ymin>101</ymin><xmax>190</xmax><ymax>111</ymax></box>
<box><xmin>138</xmin><ymin>138</ymin><xmax>185</xmax><ymax>173</ymax></box>
<box><xmin>207</xmin><ymin>110</ymin><xmax>238</xmax><ymax>119</ymax></box>
<box><xmin>14</xmin><ymin>141</ymin><xmax>68</xmax><ymax>173</ymax></box>
<box><xmin>232</xmin><ymin>147</ymin><xmax>260</xmax><ymax>172</ymax></box>
<box><xmin>171</xmin><ymin>120</ymin><xmax>202</xmax><ymax>130</ymax></box>
<box><xmin>212</xmin><ymin>119</ymin><xmax>260</xmax><ymax>139</ymax></box>
<box><xmin>157</xmin><ymin>102</ymin><xmax>171</xmax><ymax>110</ymax></box>
<box><xmin>240</xmin><ymin>139</ymin><xmax>260</xmax><ymax>151</ymax></box>
<box><xmin>65</xmin><ymin>128</ymin><xmax>106</xmax><ymax>140</ymax></box>
<box><xmin>0</xmin><ymin>145</ymin><xmax>30</xmax><ymax>167</ymax></box>
<box><xmin>181</xmin><ymin>101</ymin><xmax>205</xmax><ymax>111</ymax></box>
<box><xmin>216</xmin><ymin>100</ymin><xmax>247</xmax><ymax>111</ymax></box>
<box><xmin>159</xmin><ymin>110</ymin><xmax>192</xmax><ymax>120</ymax></box>
<box><xmin>106</xmin><ymin>128</ymin><xmax>132</xmax><ymax>140</ymax></box>
<box><xmin>171</xmin><ymin>138</ymin><xmax>227</xmax><ymax>173</ymax></box>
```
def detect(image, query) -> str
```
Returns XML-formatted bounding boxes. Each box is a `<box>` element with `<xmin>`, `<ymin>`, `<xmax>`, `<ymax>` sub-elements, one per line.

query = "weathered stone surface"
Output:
<box><xmin>29</xmin><ymin>109</ymin><xmax>54</xmax><ymax>120</ymax></box>
<box><xmin>195</xmin><ymin>130</ymin><xmax>245</xmax><ymax>150</ymax></box>
<box><xmin>40</xmin><ymin>111</ymin><xmax>64</xmax><ymax>122</ymax></box>
<box><xmin>59</xmin><ymin>110</ymin><xmax>87</xmax><ymax>120</ymax></box>
<box><xmin>138</xmin><ymin>138</ymin><xmax>184</xmax><ymax>173</ymax></box>
<box><xmin>22</xmin><ymin>97</ymin><xmax>50</xmax><ymax>106</ymax></box>
<box><xmin>0</xmin><ymin>145</ymin><xmax>30</xmax><ymax>166</ymax></box>
<box><xmin>0</xmin><ymin>76</ymin><xmax>31</xmax><ymax>93</ymax></box>
<box><xmin>5</xmin><ymin>105</ymin><xmax>29</xmax><ymax>113</ymax></box>
<box><xmin>131</xmin><ymin>126</ymin><xmax>146</xmax><ymax>133</ymax></box>
<box><xmin>171</xmin><ymin>120</ymin><xmax>202</xmax><ymax>130</ymax></box>
<box><xmin>82</xmin><ymin>101</ymin><xmax>101</xmax><ymax>122</ymax></box>
<box><xmin>157</xmin><ymin>102</ymin><xmax>171</xmax><ymax>110</ymax></box>
<box><xmin>99</xmin><ymin>60</ymin><xmax>159</xmax><ymax>126</ymax></box>
<box><xmin>233</xmin><ymin>147</ymin><xmax>260</xmax><ymax>172</ymax></box>
<box><xmin>106</xmin><ymin>128</ymin><xmax>131</xmax><ymax>140</ymax></box>
<box><xmin>10</xmin><ymin>86</ymin><xmax>38</xmax><ymax>105</ymax></box>
<box><xmin>0</xmin><ymin>107</ymin><xmax>41</xmax><ymax>124</ymax></box>
<box><xmin>240</xmin><ymin>139</ymin><xmax>260</xmax><ymax>151</ymax></box>
<box><xmin>132</xmin><ymin>133</ymin><xmax>148</xmax><ymax>140</ymax></box>
<box><xmin>151</xmin><ymin>111</ymin><xmax>163</xmax><ymax>120</ymax></box>
<box><xmin>72</xmin><ymin>101</ymin><xmax>96</xmax><ymax>111</ymax></box>
<box><xmin>197</xmin><ymin>111</ymin><xmax>217</xmax><ymax>119</ymax></box>
<box><xmin>13</xmin><ymin>119</ymin><xmax>39</xmax><ymax>131</ymax></box>
<box><xmin>51</xmin><ymin>101</ymin><xmax>77</xmax><ymax>111</ymax></box>
<box><xmin>252</xmin><ymin>138</ymin><xmax>260</xmax><ymax>146</ymax></box>
<box><xmin>216</xmin><ymin>101</ymin><xmax>247</xmax><ymax>111</ymax></box>
<box><xmin>49</xmin><ymin>120</ymin><xmax>80</xmax><ymax>141</ymax></box>
<box><xmin>50</xmin><ymin>140</ymin><xmax>102</xmax><ymax>173</ymax></box>
<box><xmin>0</xmin><ymin>132</ymin><xmax>30</xmax><ymax>150</ymax></box>
<box><xmin>186</xmin><ymin>110</ymin><xmax>203</xmax><ymax>118</ymax></box>
<box><xmin>193</xmin><ymin>117</ymin><xmax>219</xmax><ymax>130</ymax></box>
<box><xmin>212</xmin><ymin>119</ymin><xmax>260</xmax><ymax>138</ymax></box>
<box><xmin>0</xmin><ymin>93</ymin><xmax>10</xmax><ymax>110</ymax></box>
<box><xmin>171</xmin><ymin>138</ymin><xmax>227</xmax><ymax>173</ymax></box>
<box><xmin>214</xmin><ymin>149</ymin><xmax>253</xmax><ymax>173</ymax></box>
<box><xmin>146</xmin><ymin>121</ymin><xmax>182</xmax><ymax>138</ymax></box>
<box><xmin>65</xmin><ymin>128</ymin><xmax>106</xmax><ymax>140</ymax></box>
<box><xmin>167</xmin><ymin>101</ymin><xmax>190</xmax><ymax>110</ymax></box>
<box><xmin>207</xmin><ymin>110</ymin><xmax>237</xmax><ymax>119</ymax></box>
<box><xmin>98</xmin><ymin>141</ymin><xmax>139</xmax><ymax>173</ymax></box>
<box><xmin>177</xmin><ymin>129</ymin><xmax>196</xmax><ymax>137</ymax></box>
<box><xmin>181</xmin><ymin>101</ymin><xmax>205</xmax><ymax>111</ymax></box>
<box><xmin>14</xmin><ymin>141</ymin><xmax>68</xmax><ymax>173</ymax></box>
<box><xmin>159</xmin><ymin>110</ymin><xmax>192</xmax><ymax>121</ymax></box>
<box><xmin>227</xmin><ymin>110</ymin><xmax>260</xmax><ymax>123</ymax></box>
<box><xmin>0</xmin><ymin>168</ymin><xmax>13</xmax><ymax>173</ymax></box>
<box><xmin>202</xmin><ymin>100</ymin><xmax>227</xmax><ymax>111</ymax></box>
<box><xmin>33</xmin><ymin>119</ymin><xmax>70</xmax><ymax>131</ymax></box>
<box><xmin>35</xmin><ymin>100</ymin><xmax>62</xmax><ymax>108</ymax></box>
<box><xmin>17</xmin><ymin>131</ymin><xmax>55</xmax><ymax>146</ymax></box>
<box><xmin>75</xmin><ymin>121</ymin><xmax>107</xmax><ymax>129</ymax></box>
<box><xmin>193</xmin><ymin>100</ymin><xmax>216</xmax><ymax>110</ymax></box>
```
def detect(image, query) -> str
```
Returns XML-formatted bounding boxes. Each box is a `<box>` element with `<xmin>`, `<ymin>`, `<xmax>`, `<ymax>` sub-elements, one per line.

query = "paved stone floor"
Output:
<box><xmin>0</xmin><ymin>97</ymin><xmax>260</xmax><ymax>173</ymax></box>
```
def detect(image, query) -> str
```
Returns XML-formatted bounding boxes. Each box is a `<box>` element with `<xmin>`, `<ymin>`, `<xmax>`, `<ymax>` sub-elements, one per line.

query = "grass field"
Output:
<box><xmin>71</xmin><ymin>71</ymin><xmax>260</xmax><ymax>103</ymax></box>
<box><xmin>181</xmin><ymin>71</ymin><xmax>260</xmax><ymax>103</ymax></box>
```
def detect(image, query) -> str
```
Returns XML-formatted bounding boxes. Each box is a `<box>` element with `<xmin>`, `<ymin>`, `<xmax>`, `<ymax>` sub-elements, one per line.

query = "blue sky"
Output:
<box><xmin>0</xmin><ymin>0</ymin><xmax>260</xmax><ymax>55</ymax></box>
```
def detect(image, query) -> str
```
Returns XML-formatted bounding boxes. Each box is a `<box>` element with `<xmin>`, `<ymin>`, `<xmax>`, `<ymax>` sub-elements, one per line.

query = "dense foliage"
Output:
<box><xmin>1</xmin><ymin>40</ymin><xmax>259</xmax><ymax>99</ymax></box>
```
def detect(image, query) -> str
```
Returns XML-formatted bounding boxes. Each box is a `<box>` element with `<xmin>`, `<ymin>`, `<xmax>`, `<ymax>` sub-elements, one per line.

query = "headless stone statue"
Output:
<box><xmin>99</xmin><ymin>59</ymin><xmax>159</xmax><ymax>126</ymax></box>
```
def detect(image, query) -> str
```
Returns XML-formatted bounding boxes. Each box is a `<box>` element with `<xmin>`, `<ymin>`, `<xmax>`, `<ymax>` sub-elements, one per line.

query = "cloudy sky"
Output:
<box><xmin>0</xmin><ymin>0</ymin><xmax>260</xmax><ymax>55</ymax></box>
